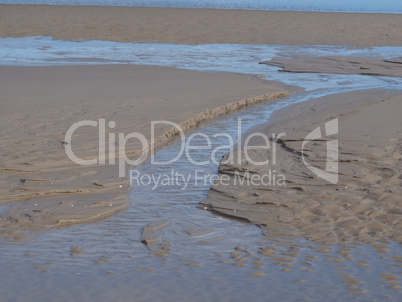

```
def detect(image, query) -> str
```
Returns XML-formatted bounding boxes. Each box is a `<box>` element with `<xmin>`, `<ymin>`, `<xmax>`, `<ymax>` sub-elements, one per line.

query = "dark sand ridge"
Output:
<box><xmin>1</xmin><ymin>4</ymin><xmax>402</xmax><ymax>47</ymax></box>
<box><xmin>261</xmin><ymin>56</ymin><xmax>402</xmax><ymax>78</ymax></box>
<box><xmin>0</xmin><ymin>65</ymin><xmax>289</xmax><ymax>241</ymax></box>
<box><xmin>202</xmin><ymin>89</ymin><xmax>402</xmax><ymax>246</ymax></box>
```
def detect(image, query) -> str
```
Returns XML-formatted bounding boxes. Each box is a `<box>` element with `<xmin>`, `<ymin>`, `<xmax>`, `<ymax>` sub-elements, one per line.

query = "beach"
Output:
<box><xmin>1</xmin><ymin>3</ymin><xmax>402</xmax><ymax>301</ymax></box>
<box><xmin>203</xmin><ymin>88</ymin><xmax>402</xmax><ymax>246</ymax></box>
<box><xmin>1</xmin><ymin>4</ymin><xmax>402</xmax><ymax>47</ymax></box>
<box><xmin>0</xmin><ymin>1</ymin><xmax>401</xmax><ymax>249</ymax></box>
<box><xmin>0</xmin><ymin>64</ymin><xmax>287</xmax><ymax>240</ymax></box>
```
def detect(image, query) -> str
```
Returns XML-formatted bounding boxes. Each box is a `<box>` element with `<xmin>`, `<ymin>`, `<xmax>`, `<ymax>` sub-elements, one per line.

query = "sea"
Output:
<box><xmin>0</xmin><ymin>0</ymin><xmax>401</xmax><ymax>13</ymax></box>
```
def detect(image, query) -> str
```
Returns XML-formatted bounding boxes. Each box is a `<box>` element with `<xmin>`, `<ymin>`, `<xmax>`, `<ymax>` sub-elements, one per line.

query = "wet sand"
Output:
<box><xmin>1</xmin><ymin>4</ymin><xmax>402</xmax><ymax>301</ymax></box>
<box><xmin>0</xmin><ymin>4</ymin><xmax>401</xmax><ymax>247</ymax></box>
<box><xmin>203</xmin><ymin>89</ymin><xmax>402</xmax><ymax>246</ymax></box>
<box><xmin>1</xmin><ymin>4</ymin><xmax>402</xmax><ymax>47</ymax></box>
<box><xmin>0</xmin><ymin>64</ymin><xmax>288</xmax><ymax>240</ymax></box>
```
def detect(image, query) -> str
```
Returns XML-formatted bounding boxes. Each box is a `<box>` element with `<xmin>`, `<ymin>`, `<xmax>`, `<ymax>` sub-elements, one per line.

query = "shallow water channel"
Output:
<box><xmin>1</xmin><ymin>39</ymin><xmax>402</xmax><ymax>301</ymax></box>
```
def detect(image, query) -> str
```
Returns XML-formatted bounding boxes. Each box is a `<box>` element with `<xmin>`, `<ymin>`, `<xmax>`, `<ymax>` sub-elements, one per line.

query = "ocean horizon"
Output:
<box><xmin>0</xmin><ymin>0</ymin><xmax>401</xmax><ymax>14</ymax></box>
